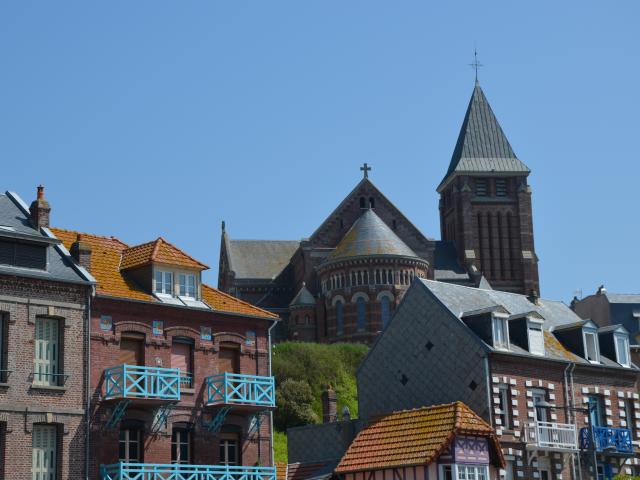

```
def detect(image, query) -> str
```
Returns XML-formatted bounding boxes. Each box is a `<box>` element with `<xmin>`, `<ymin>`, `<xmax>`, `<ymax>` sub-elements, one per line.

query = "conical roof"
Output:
<box><xmin>327</xmin><ymin>209</ymin><xmax>418</xmax><ymax>262</ymax></box>
<box><xmin>289</xmin><ymin>282</ymin><xmax>316</xmax><ymax>307</ymax></box>
<box><xmin>438</xmin><ymin>83</ymin><xmax>529</xmax><ymax>191</ymax></box>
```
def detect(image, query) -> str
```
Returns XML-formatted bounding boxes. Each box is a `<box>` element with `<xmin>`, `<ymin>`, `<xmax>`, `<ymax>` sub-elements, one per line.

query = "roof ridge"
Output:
<box><xmin>150</xmin><ymin>237</ymin><xmax>163</xmax><ymax>261</ymax></box>
<box><xmin>152</xmin><ymin>236</ymin><xmax>209</xmax><ymax>270</ymax></box>
<box><xmin>51</xmin><ymin>227</ymin><xmax>130</xmax><ymax>248</ymax></box>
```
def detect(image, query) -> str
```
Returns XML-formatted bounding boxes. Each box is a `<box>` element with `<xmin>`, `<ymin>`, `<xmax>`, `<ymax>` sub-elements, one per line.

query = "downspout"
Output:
<box><xmin>84</xmin><ymin>286</ymin><xmax>94</xmax><ymax>480</ymax></box>
<box><xmin>267</xmin><ymin>319</ymin><xmax>277</xmax><ymax>468</ymax></box>
<box><xmin>565</xmin><ymin>362</ymin><xmax>579</xmax><ymax>480</ymax></box>
<box><xmin>484</xmin><ymin>355</ymin><xmax>493</xmax><ymax>425</ymax></box>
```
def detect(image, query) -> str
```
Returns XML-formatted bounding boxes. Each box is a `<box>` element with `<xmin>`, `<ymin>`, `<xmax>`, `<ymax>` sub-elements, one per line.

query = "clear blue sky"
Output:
<box><xmin>2</xmin><ymin>2</ymin><xmax>638</xmax><ymax>302</ymax></box>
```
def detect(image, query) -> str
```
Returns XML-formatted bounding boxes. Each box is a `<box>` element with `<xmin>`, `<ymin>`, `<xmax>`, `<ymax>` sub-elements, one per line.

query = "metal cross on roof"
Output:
<box><xmin>469</xmin><ymin>48</ymin><xmax>483</xmax><ymax>83</ymax></box>
<box><xmin>360</xmin><ymin>163</ymin><xmax>371</xmax><ymax>179</ymax></box>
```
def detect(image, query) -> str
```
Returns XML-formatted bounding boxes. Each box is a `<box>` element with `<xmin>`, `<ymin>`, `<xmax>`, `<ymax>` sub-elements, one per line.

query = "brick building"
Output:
<box><xmin>0</xmin><ymin>188</ymin><xmax>94</xmax><ymax>479</ymax></box>
<box><xmin>357</xmin><ymin>280</ymin><xmax>640</xmax><ymax>480</ymax></box>
<box><xmin>218</xmin><ymin>81</ymin><xmax>539</xmax><ymax>343</ymax></box>
<box><xmin>53</xmin><ymin>225</ymin><xmax>279</xmax><ymax>479</ymax></box>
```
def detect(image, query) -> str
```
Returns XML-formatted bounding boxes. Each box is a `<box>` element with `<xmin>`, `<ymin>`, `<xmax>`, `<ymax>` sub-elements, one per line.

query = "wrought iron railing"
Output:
<box><xmin>205</xmin><ymin>372</ymin><xmax>275</xmax><ymax>407</ymax></box>
<box><xmin>579</xmin><ymin>426</ymin><xmax>633</xmax><ymax>454</ymax></box>
<box><xmin>524</xmin><ymin>421</ymin><xmax>577</xmax><ymax>450</ymax></box>
<box><xmin>100</xmin><ymin>463</ymin><xmax>277</xmax><ymax>480</ymax></box>
<box><xmin>31</xmin><ymin>372</ymin><xmax>70</xmax><ymax>387</ymax></box>
<box><xmin>104</xmin><ymin>364</ymin><xmax>181</xmax><ymax>401</ymax></box>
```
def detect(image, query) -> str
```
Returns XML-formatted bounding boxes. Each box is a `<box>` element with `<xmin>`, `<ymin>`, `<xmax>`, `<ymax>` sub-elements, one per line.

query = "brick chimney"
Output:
<box><xmin>321</xmin><ymin>385</ymin><xmax>337</xmax><ymax>423</ymax></box>
<box><xmin>29</xmin><ymin>185</ymin><xmax>51</xmax><ymax>230</ymax></box>
<box><xmin>70</xmin><ymin>234</ymin><xmax>92</xmax><ymax>272</ymax></box>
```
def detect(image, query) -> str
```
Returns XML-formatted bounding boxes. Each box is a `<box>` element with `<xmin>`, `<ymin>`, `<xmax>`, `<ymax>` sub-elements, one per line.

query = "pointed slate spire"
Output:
<box><xmin>438</xmin><ymin>83</ymin><xmax>530</xmax><ymax>191</ymax></box>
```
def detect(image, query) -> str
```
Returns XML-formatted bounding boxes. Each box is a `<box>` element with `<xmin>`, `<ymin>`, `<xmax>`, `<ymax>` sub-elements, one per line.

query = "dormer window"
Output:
<box><xmin>155</xmin><ymin>271</ymin><xmax>174</xmax><ymax>296</ymax></box>
<box><xmin>615</xmin><ymin>334</ymin><xmax>630</xmax><ymax>367</ymax></box>
<box><xmin>584</xmin><ymin>330</ymin><xmax>600</xmax><ymax>363</ymax></box>
<box><xmin>492</xmin><ymin>314</ymin><xmax>509</xmax><ymax>350</ymax></box>
<box><xmin>527</xmin><ymin>318</ymin><xmax>545</xmax><ymax>356</ymax></box>
<box><xmin>179</xmin><ymin>274</ymin><xmax>196</xmax><ymax>299</ymax></box>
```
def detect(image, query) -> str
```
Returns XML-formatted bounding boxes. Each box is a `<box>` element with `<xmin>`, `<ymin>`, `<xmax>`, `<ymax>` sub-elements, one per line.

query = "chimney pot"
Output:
<box><xmin>29</xmin><ymin>185</ymin><xmax>51</xmax><ymax>230</ymax></box>
<box><xmin>71</xmin><ymin>233</ymin><xmax>92</xmax><ymax>272</ymax></box>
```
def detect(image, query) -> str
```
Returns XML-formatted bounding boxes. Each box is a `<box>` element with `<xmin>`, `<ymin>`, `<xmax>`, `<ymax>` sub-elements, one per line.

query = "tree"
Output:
<box><xmin>275</xmin><ymin>378</ymin><xmax>318</xmax><ymax>430</ymax></box>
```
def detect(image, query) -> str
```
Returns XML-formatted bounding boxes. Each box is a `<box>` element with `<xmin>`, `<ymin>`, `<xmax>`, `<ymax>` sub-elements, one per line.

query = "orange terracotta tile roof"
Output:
<box><xmin>275</xmin><ymin>462</ymin><xmax>288</xmax><ymax>480</ymax></box>
<box><xmin>120</xmin><ymin>237</ymin><xmax>208</xmax><ymax>270</ymax></box>
<box><xmin>335</xmin><ymin>402</ymin><xmax>504</xmax><ymax>474</ymax></box>
<box><xmin>51</xmin><ymin>227</ymin><xmax>277</xmax><ymax>320</ymax></box>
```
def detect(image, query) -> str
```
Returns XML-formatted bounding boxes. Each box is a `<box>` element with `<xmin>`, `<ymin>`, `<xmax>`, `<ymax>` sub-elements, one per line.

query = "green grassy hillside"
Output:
<box><xmin>271</xmin><ymin>342</ymin><xmax>369</xmax><ymax>463</ymax></box>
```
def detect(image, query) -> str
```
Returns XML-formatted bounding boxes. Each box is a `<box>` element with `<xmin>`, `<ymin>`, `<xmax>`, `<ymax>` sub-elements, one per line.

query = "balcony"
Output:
<box><xmin>205</xmin><ymin>373</ymin><xmax>275</xmax><ymax>409</ymax></box>
<box><xmin>100</xmin><ymin>463</ymin><xmax>277</xmax><ymax>480</ymax></box>
<box><xmin>524</xmin><ymin>421</ymin><xmax>578</xmax><ymax>451</ymax></box>
<box><xmin>104</xmin><ymin>364</ymin><xmax>181</xmax><ymax>401</ymax></box>
<box><xmin>579</xmin><ymin>426</ymin><xmax>633</xmax><ymax>455</ymax></box>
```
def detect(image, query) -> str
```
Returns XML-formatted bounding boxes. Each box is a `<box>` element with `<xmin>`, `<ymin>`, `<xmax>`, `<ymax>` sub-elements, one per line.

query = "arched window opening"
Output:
<box><xmin>356</xmin><ymin>297</ymin><xmax>366</xmax><ymax>332</ymax></box>
<box><xmin>381</xmin><ymin>296</ymin><xmax>391</xmax><ymax>328</ymax></box>
<box><xmin>359</xmin><ymin>197</ymin><xmax>366</xmax><ymax>209</ymax></box>
<box><xmin>369</xmin><ymin>197</ymin><xmax>375</xmax><ymax>208</ymax></box>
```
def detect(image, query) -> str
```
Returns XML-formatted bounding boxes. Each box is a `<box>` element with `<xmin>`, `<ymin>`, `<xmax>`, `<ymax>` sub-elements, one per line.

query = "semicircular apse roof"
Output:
<box><xmin>326</xmin><ymin>209</ymin><xmax>419</xmax><ymax>262</ymax></box>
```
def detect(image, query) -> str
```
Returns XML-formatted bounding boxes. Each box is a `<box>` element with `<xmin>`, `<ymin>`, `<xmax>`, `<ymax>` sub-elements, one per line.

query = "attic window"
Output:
<box><xmin>369</xmin><ymin>197</ymin><xmax>375</xmax><ymax>209</ymax></box>
<box><xmin>615</xmin><ymin>334</ymin><xmax>630</xmax><ymax>367</ymax></box>
<box><xmin>527</xmin><ymin>319</ymin><xmax>545</xmax><ymax>356</ymax></box>
<box><xmin>155</xmin><ymin>270</ymin><xmax>173</xmax><ymax>296</ymax></box>
<box><xmin>179</xmin><ymin>273</ymin><xmax>196</xmax><ymax>298</ymax></box>
<box><xmin>0</xmin><ymin>239</ymin><xmax>46</xmax><ymax>270</ymax></box>
<box><xmin>584</xmin><ymin>331</ymin><xmax>600</xmax><ymax>363</ymax></box>
<box><xmin>492</xmin><ymin>314</ymin><xmax>509</xmax><ymax>350</ymax></box>
<box><xmin>475</xmin><ymin>179</ymin><xmax>488</xmax><ymax>197</ymax></box>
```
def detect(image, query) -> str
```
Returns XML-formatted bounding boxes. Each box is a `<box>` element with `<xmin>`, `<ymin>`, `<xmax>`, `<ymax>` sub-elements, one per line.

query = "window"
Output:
<box><xmin>155</xmin><ymin>271</ymin><xmax>173</xmax><ymax>296</ymax></box>
<box><xmin>119</xmin><ymin>427</ymin><xmax>142</xmax><ymax>462</ymax></box>
<box><xmin>496</xmin><ymin>179</ymin><xmax>508</xmax><ymax>197</ymax></box>
<box><xmin>584</xmin><ymin>331</ymin><xmax>600</xmax><ymax>363</ymax></box>
<box><xmin>475</xmin><ymin>179</ymin><xmax>488</xmax><ymax>197</ymax></box>
<box><xmin>441</xmin><ymin>465</ymin><xmax>453</xmax><ymax>480</ymax></box>
<box><xmin>0</xmin><ymin>240</ymin><xmax>46</xmax><ymax>270</ymax></box>
<box><xmin>336</xmin><ymin>301</ymin><xmax>344</xmax><ymax>336</ymax></box>
<box><xmin>528</xmin><ymin>322</ymin><xmax>545</xmax><ymax>356</ymax></box>
<box><xmin>359</xmin><ymin>197</ymin><xmax>366</xmax><ymax>209</ymax></box>
<box><xmin>381</xmin><ymin>296</ymin><xmax>391</xmax><ymax>328</ymax></box>
<box><xmin>34</xmin><ymin>318</ymin><xmax>61</xmax><ymax>386</ymax></box>
<box><xmin>625</xmin><ymin>399</ymin><xmax>637</xmax><ymax>437</ymax></box>
<box><xmin>219</xmin><ymin>437</ymin><xmax>238</xmax><ymax>465</ymax></box>
<box><xmin>441</xmin><ymin>464</ymin><xmax>489</xmax><ymax>480</ymax></box>
<box><xmin>615</xmin><ymin>334</ymin><xmax>630</xmax><ymax>367</ymax></box>
<box><xmin>492</xmin><ymin>315</ymin><xmax>509</xmax><ymax>349</ymax></box>
<box><xmin>179</xmin><ymin>274</ymin><xmax>196</xmax><ymax>298</ymax></box>
<box><xmin>356</xmin><ymin>297</ymin><xmax>366</xmax><ymax>332</ymax></box>
<box><xmin>171</xmin><ymin>339</ymin><xmax>193</xmax><ymax>389</ymax></box>
<box><xmin>171</xmin><ymin>426</ymin><xmax>191</xmax><ymax>464</ymax></box>
<box><xmin>532</xmin><ymin>389</ymin><xmax>548</xmax><ymax>422</ymax></box>
<box><xmin>32</xmin><ymin>424</ymin><xmax>57</xmax><ymax>480</ymax></box>
<box><xmin>587</xmin><ymin>395</ymin><xmax>604</xmax><ymax>427</ymax></box>
<box><xmin>497</xmin><ymin>384</ymin><xmax>512</xmax><ymax>429</ymax></box>
<box><xmin>0</xmin><ymin>313</ymin><xmax>7</xmax><ymax>383</ymax></box>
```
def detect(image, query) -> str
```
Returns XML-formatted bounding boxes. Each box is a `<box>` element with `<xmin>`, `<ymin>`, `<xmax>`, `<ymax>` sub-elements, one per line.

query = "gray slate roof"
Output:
<box><xmin>290</xmin><ymin>283</ymin><xmax>316</xmax><ymax>307</ymax></box>
<box><xmin>327</xmin><ymin>209</ymin><xmax>419</xmax><ymax>262</ymax></box>
<box><xmin>0</xmin><ymin>191</ymin><xmax>94</xmax><ymax>284</ymax></box>
<box><xmin>606</xmin><ymin>293</ymin><xmax>640</xmax><ymax>304</ymax></box>
<box><xmin>439</xmin><ymin>83</ymin><xmax>530</xmax><ymax>190</ymax></box>
<box><xmin>433</xmin><ymin>241</ymin><xmax>471</xmax><ymax>282</ymax></box>
<box><xmin>227</xmin><ymin>239</ymin><xmax>299</xmax><ymax>280</ymax></box>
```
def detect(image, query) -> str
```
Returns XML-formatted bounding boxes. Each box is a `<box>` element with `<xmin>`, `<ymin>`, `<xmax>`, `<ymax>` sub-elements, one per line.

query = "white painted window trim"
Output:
<box><xmin>526</xmin><ymin>317</ymin><xmax>545</xmax><ymax>356</ymax></box>
<box><xmin>614</xmin><ymin>333</ymin><xmax>630</xmax><ymax>368</ymax></box>
<box><xmin>583</xmin><ymin>330</ymin><xmax>600</xmax><ymax>364</ymax></box>
<box><xmin>492</xmin><ymin>314</ymin><xmax>510</xmax><ymax>350</ymax></box>
<box><xmin>440</xmin><ymin>463</ymin><xmax>490</xmax><ymax>480</ymax></box>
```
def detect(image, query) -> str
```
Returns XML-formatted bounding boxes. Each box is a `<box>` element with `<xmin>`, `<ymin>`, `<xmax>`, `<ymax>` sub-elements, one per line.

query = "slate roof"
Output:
<box><xmin>605</xmin><ymin>293</ymin><xmax>640</xmax><ymax>304</ymax></box>
<box><xmin>418</xmin><ymin>280</ymin><xmax>636</xmax><ymax>367</ymax></box>
<box><xmin>335</xmin><ymin>402</ymin><xmax>503</xmax><ymax>474</ymax></box>
<box><xmin>290</xmin><ymin>283</ymin><xmax>316</xmax><ymax>307</ymax></box>
<box><xmin>226</xmin><ymin>239</ymin><xmax>299</xmax><ymax>280</ymax></box>
<box><xmin>0</xmin><ymin>192</ymin><xmax>93</xmax><ymax>285</ymax></box>
<box><xmin>52</xmin><ymin>227</ymin><xmax>277</xmax><ymax>319</ymax></box>
<box><xmin>121</xmin><ymin>237</ymin><xmax>209</xmax><ymax>270</ymax></box>
<box><xmin>439</xmin><ymin>83</ymin><xmax>530</xmax><ymax>191</ymax></box>
<box><xmin>433</xmin><ymin>241</ymin><xmax>471</xmax><ymax>282</ymax></box>
<box><xmin>327</xmin><ymin>209</ymin><xmax>419</xmax><ymax>263</ymax></box>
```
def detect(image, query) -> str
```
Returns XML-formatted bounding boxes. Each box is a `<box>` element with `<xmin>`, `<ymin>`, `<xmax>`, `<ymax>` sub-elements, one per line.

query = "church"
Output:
<box><xmin>218</xmin><ymin>81</ymin><xmax>540</xmax><ymax>343</ymax></box>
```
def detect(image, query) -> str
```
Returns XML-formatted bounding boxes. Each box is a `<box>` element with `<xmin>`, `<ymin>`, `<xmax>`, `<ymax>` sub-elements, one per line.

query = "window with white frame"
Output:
<box><xmin>532</xmin><ymin>389</ymin><xmax>549</xmax><ymax>422</ymax></box>
<box><xmin>492</xmin><ymin>314</ymin><xmax>509</xmax><ymax>349</ymax></box>
<box><xmin>155</xmin><ymin>270</ymin><xmax>173</xmax><ymax>296</ymax></box>
<box><xmin>497</xmin><ymin>384</ymin><xmax>512</xmax><ymax>429</ymax></box>
<box><xmin>32</xmin><ymin>424</ymin><xmax>57</xmax><ymax>480</ymax></box>
<box><xmin>615</xmin><ymin>334</ymin><xmax>630</xmax><ymax>367</ymax></box>
<box><xmin>34</xmin><ymin>317</ymin><xmax>61</xmax><ymax>386</ymax></box>
<box><xmin>584</xmin><ymin>331</ymin><xmax>600</xmax><ymax>363</ymax></box>
<box><xmin>179</xmin><ymin>273</ymin><xmax>196</xmax><ymax>298</ymax></box>
<box><xmin>527</xmin><ymin>320</ymin><xmax>545</xmax><ymax>356</ymax></box>
<box><xmin>440</xmin><ymin>464</ymin><xmax>488</xmax><ymax>480</ymax></box>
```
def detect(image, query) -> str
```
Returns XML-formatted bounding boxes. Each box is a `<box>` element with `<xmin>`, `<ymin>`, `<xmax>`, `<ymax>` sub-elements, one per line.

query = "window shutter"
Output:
<box><xmin>528</xmin><ymin>326</ymin><xmax>544</xmax><ymax>356</ymax></box>
<box><xmin>32</xmin><ymin>425</ymin><xmax>57</xmax><ymax>480</ymax></box>
<box><xmin>34</xmin><ymin>318</ymin><xmax>59</xmax><ymax>386</ymax></box>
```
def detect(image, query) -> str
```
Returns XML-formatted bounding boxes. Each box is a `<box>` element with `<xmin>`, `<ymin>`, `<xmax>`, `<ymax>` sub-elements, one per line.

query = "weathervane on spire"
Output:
<box><xmin>360</xmin><ymin>162</ymin><xmax>371</xmax><ymax>179</ymax></box>
<box><xmin>469</xmin><ymin>48</ymin><xmax>483</xmax><ymax>83</ymax></box>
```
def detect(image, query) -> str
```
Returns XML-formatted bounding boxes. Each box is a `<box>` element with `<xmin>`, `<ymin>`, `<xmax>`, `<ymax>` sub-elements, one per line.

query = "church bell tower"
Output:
<box><xmin>437</xmin><ymin>82</ymin><xmax>539</xmax><ymax>296</ymax></box>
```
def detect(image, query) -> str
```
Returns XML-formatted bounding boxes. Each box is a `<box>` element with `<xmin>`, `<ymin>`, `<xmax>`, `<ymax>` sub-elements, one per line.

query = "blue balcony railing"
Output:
<box><xmin>579</xmin><ymin>426</ymin><xmax>633</xmax><ymax>454</ymax></box>
<box><xmin>100</xmin><ymin>463</ymin><xmax>277</xmax><ymax>480</ymax></box>
<box><xmin>205</xmin><ymin>372</ymin><xmax>275</xmax><ymax>408</ymax></box>
<box><xmin>104</xmin><ymin>364</ymin><xmax>181</xmax><ymax>401</ymax></box>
